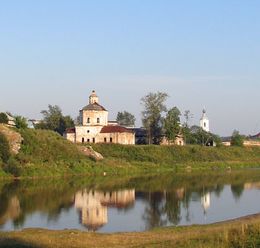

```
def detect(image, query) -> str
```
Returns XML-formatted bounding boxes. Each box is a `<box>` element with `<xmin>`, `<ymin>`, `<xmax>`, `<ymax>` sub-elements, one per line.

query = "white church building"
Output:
<box><xmin>64</xmin><ymin>90</ymin><xmax>135</xmax><ymax>145</ymax></box>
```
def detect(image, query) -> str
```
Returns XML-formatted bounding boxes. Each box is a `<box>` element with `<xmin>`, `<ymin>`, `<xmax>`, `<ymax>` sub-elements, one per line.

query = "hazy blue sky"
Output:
<box><xmin>1</xmin><ymin>0</ymin><xmax>259</xmax><ymax>136</ymax></box>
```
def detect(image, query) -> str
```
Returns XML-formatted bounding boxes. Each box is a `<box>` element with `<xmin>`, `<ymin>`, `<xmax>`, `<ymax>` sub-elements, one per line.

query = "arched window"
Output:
<box><xmin>97</xmin><ymin>118</ymin><xmax>100</xmax><ymax>124</ymax></box>
<box><xmin>87</xmin><ymin>118</ymin><xmax>90</xmax><ymax>124</ymax></box>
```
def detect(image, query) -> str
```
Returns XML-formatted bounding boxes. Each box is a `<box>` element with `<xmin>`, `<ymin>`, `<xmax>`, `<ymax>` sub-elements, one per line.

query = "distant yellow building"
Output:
<box><xmin>160</xmin><ymin>134</ymin><xmax>185</xmax><ymax>146</ymax></box>
<box><xmin>64</xmin><ymin>90</ymin><xmax>135</xmax><ymax>145</ymax></box>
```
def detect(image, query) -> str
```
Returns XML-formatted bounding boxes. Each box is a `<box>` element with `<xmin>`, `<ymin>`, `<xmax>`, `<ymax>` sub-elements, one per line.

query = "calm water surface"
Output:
<box><xmin>0</xmin><ymin>170</ymin><xmax>260</xmax><ymax>232</ymax></box>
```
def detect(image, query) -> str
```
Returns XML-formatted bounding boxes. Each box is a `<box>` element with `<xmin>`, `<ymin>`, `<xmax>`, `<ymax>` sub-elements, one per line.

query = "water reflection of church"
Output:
<box><xmin>74</xmin><ymin>189</ymin><xmax>135</xmax><ymax>231</ymax></box>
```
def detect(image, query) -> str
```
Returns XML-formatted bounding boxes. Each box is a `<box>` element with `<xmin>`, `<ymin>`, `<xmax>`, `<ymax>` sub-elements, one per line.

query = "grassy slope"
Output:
<box><xmin>1</xmin><ymin>128</ymin><xmax>260</xmax><ymax>177</ymax></box>
<box><xmin>10</xmin><ymin>129</ymin><xmax>98</xmax><ymax>177</ymax></box>
<box><xmin>93</xmin><ymin>143</ymin><xmax>260</xmax><ymax>170</ymax></box>
<box><xmin>0</xmin><ymin>214</ymin><xmax>259</xmax><ymax>248</ymax></box>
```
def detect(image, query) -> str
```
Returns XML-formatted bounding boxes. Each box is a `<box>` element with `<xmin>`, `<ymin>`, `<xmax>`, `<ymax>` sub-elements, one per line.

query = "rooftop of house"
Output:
<box><xmin>249</xmin><ymin>132</ymin><xmax>260</xmax><ymax>140</ymax></box>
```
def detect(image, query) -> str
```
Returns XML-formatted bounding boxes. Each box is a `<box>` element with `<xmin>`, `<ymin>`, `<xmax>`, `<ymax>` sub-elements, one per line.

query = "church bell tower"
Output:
<box><xmin>200</xmin><ymin>109</ymin><xmax>209</xmax><ymax>132</ymax></box>
<box><xmin>89</xmin><ymin>90</ymin><xmax>99</xmax><ymax>104</ymax></box>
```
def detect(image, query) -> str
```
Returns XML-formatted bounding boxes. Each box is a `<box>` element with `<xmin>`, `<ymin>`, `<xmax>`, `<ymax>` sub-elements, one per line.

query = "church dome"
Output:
<box><xmin>82</xmin><ymin>102</ymin><xmax>107</xmax><ymax>111</ymax></box>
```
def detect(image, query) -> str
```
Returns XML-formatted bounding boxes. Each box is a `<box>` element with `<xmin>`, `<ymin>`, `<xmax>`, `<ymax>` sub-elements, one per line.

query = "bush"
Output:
<box><xmin>15</xmin><ymin>116</ymin><xmax>28</xmax><ymax>129</ymax></box>
<box><xmin>4</xmin><ymin>157</ymin><xmax>22</xmax><ymax>177</ymax></box>
<box><xmin>0</xmin><ymin>113</ymin><xmax>8</xmax><ymax>124</ymax></box>
<box><xmin>231</xmin><ymin>130</ymin><xmax>244</xmax><ymax>147</ymax></box>
<box><xmin>0</xmin><ymin>133</ymin><xmax>10</xmax><ymax>163</ymax></box>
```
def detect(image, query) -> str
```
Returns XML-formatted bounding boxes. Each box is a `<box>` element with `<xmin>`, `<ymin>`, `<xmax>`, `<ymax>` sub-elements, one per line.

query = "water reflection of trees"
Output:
<box><xmin>231</xmin><ymin>184</ymin><xmax>245</xmax><ymax>200</ymax></box>
<box><xmin>141</xmin><ymin>184</ymin><xmax>228</xmax><ymax>229</ymax></box>
<box><xmin>0</xmin><ymin>171</ymin><xmax>259</xmax><ymax>231</ymax></box>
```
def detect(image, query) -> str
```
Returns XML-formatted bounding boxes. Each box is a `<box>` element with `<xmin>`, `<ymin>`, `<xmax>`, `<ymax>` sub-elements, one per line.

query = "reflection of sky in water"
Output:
<box><xmin>0</xmin><ymin>183</ymin><xmax>260</xmax><ymax>233</ymax></box>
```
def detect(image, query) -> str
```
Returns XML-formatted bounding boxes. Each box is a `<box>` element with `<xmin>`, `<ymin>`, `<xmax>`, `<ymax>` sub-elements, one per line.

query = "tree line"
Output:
<box><xmin>0</xmin><ymin>91</ymin><xmax>245</xmax><ymax>146</ymax></box>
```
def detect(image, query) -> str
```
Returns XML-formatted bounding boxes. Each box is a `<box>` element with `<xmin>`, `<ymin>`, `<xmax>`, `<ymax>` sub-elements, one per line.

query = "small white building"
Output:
<box><xmin>200</xmin><ymin>109</ymin><xmax>209</xmax><ymax>132</ymax></box>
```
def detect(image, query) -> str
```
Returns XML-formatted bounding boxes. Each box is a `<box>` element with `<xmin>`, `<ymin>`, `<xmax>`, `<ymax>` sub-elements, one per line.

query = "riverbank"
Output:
<box><xmin>0</xmin><ymin>213</ymin><xmax>259</xmax><ymax>248</ymax></box>
<box><xmin>1</xmin><ymin>128</ymin><xmax>260</xmax><ymax>178</ymax></box>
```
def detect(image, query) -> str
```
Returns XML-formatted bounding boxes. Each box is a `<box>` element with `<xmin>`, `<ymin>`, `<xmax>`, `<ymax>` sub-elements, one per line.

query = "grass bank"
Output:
<box><xmin>0</xmin><ymin>128</ymin><xmax>260</xmax><ymax>177</ymax></box>
<box><xmin>93</xmin><ymin>143</ymin><xmax>260</xmax><ymax>171</ymax></box>
<box><xmin>0</xmin><ymin>214</ymin><xmax>259</xmax><ymax>248</ymax></box>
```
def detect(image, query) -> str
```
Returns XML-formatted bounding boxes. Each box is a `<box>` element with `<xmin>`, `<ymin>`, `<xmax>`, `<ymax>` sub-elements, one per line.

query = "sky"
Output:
<box><xmin>0</xmin><ymin>0</ymin><xmax>259</xmax><ymax>136</ymax></box>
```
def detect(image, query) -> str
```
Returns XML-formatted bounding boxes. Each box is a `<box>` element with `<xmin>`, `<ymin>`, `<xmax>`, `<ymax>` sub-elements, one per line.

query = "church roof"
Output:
<box><xmin>82</xmin><ymin>102</ymin><xmax>107</xmax><ymax>111</ymax></box>
<box><xmin>100</xmin><ymin>125</ymin><xmax>133</xmax><ymax>134</ymax></box>
<box><xmin>66</xmin><ymin>127</ymin><xmax>75</xmax><ymax>133</ymax></box>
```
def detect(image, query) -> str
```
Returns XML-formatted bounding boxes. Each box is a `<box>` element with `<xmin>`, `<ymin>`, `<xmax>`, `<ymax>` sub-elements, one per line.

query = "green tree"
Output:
<box><xmin>185</xmin><ymin>125</ymin><xmax>221</xmax><ymax>146</ymax></box>
<box><xmin>0</xmin><ymin>113</ymin><xmax>8</xmax><ymax>124</ymax></box>
<box><xmin>141</xmin><ymin>92</ymin><xmax>168</xmax><ymax>144</ymax></box>
<box><xmin>0</xmin><ymin>133</ymin><xmax>10</xmax><ymax>163</ymax></box>
<box><xmin>15</xmin><ymin>116</ymin><xmax>28</xmax><ymax>129</ymax></box>
<box><xmin>63</xmin><ymin>115</ymin><xmax>75</xmax><ymax>129</ymax></box>
<box><xmin>164</xmin><ymin>107</ymin><xmax>181</xmax><ymax>142</ymax></box>
<box><xmin>231</xmin><ymin>130</ymin><xmax>244</xmax><ymax>147</ymax></box>
<box><xmin>116</xmin><ymin>111</ymin><xmax>136</xmax><ymax>127</ymax></box>
<box><xmin>37</xmin><ymin>105</ymin><xmax>74</xmax><ymax>135</ymax></box>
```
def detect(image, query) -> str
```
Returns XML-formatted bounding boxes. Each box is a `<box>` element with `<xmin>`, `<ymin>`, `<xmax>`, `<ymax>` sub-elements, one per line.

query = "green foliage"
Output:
<box><xmin>0</xmin><ymin>133</ymin><xmax>10</xmax><ymax>163</ymax></box>
<box><xmin>141</xmin><ymin>92</ymin><xmax>168</xmax><ymax>144</ymax></box>
<box><xmin>164</xmin><ymin>107</ymin><xmax>181</xmax><ymax>142</ymax></box>
<box><xmin>0</xmin><ymin>113</ymin><xmax>8</xmax><ymax>124</ymax></box>
<box><xmin>15</xmin><ymin>115</ymin><xmax>28</xmax><ymax>129</ymax></box>
<box><xmin>231</xmin><ymin>130</ymin><xmax>244</xmax><ymax>147</ymax></box>
<box><xmin>182</xmin><ymin>125</ymin><xmax>221</xmax><ymax>146</ymax></box>
<box><xmin>4</xmin><ymin>157</ymin><xmax>22</xmax><ymax>177</ymax></box>
<box><xmin>116</xmin><ymin>111</ymin><xmax>136</xmax><ymax>127</ymax></box>
<box><xmin>36</xmin><ymin>105</ymin><xmax>74</xmax><ymax>135</ymax></box>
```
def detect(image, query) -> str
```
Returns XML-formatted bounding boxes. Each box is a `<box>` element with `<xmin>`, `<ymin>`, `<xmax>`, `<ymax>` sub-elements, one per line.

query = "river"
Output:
<box><xmin>0</xmin><ymin>169</ymin><xmax>260</xmax><ymax>232</ymax></box>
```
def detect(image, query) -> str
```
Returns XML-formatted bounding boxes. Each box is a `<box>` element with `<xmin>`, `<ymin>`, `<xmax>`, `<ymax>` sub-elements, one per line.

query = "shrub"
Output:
<box><xmin>0</xmin><ymin>133</ymin><xmax>10</xmax><ymax>163</ymax></box>
<box><xmin>231</xmin><ymin>130</ymin><xmax>244</xmax><ymax>147</ymax></box>
<box><xmin>0</xmin><ymin>113</ymin><xmax>8</xmax><ymax>124</ymax></box>
<box><xmin>4</xmin><ymin>157</ymin><xmax>22</xmax><ymax>177</ymax></box>
<box><xmin>15</xmin><ymin>116</ymin><xmax>28</xmax><ymax>129</ymax></box>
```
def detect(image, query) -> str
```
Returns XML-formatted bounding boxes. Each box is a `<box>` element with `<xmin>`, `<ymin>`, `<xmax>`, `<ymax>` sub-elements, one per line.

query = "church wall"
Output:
<box><xmin>98</xmin><ymin>132</ymin><xmax>135</xmax><ymax>145</ymax></box>
<box><xmin>73</xmin><ymin>126</ymin><xmax>135</xmax><ymax>145</ymax></box>
<box><xmin>82</xmin><ymin>110</ymin><xmax>108</xmax><ymax>126</ymax></box>
<box><xmin>64</xmin><ymin>133</ymin><xmax>76</xmax><ymax>143</ymax></box>
<box><xmin>75</xmin><ymin>126</ymin><xmax>103</xmax><ymax>143</ymax></box>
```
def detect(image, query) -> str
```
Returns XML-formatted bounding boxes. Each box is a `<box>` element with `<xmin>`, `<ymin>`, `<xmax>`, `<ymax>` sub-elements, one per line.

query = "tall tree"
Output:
<box><xmin>164</xmin><ymin>107</ymin><xmax>181</xmax><ymax>142</ymax></box>
<box><xmin>36</xmin><ymin>105</ymin><xmax>74</xmax><ymax>135</ymax></box>
<box><xmin>141</xmin><ymin>92</ymin><xmax>168</xmax><ymax>144</ymax></box>
<box><xmin>116</xmin><ymin>111</ymin><xmax>136</xmax><ymax>127</ymax></box>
